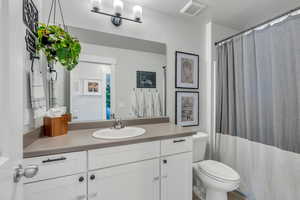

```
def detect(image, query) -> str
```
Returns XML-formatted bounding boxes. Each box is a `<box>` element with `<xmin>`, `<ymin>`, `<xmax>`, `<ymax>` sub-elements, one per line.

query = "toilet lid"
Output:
<box><xmin>198</xmin><ymin>160</ymin><xmax>240</xmax><ymax>182</ymax></box>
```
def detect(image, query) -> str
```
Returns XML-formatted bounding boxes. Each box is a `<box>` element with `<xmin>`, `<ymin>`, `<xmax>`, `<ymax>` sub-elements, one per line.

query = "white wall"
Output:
<box><xmin>41</xmin><ymin>0</ymin><xmax>209</xmax><ymax>131</ymax></box>
<box><xmin>0</xmin><ymin>0</ymin><xmax>6</xmax><ymax>154</ymax></box>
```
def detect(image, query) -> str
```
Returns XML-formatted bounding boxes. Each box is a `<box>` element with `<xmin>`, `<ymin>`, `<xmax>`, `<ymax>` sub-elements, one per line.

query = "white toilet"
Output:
<box><xmin>193</xmin><ymin>132</ymin><xmax>240</xmax><ymax>200</ymax></box>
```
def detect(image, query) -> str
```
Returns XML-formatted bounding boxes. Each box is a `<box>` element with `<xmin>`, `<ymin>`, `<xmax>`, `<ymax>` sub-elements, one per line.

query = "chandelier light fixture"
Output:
<box><xmin>90</xmin><ymin>0</ymin><xmax>143</xmax><ymax>27</ymax></box>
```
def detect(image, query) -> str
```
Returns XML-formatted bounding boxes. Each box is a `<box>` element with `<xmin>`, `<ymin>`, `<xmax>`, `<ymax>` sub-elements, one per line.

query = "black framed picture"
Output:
<box><xmin>175</xmin><ymin>91</ymin><xmax>199</xmax><ymax>127</ymax></box>
<box><xmin>175</xmin><ymin>51</ymin><xmax>199</xmax><ymax>89</ymax></box>
<box><xmin>137</xmin><ymin>71</ymin><xmax>156</xmax><ymax>88</ymax></box>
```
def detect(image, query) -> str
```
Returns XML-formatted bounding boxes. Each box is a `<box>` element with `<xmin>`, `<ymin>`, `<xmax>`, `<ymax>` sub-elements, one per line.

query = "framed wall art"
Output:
<box><xmin>83</xmin><ymin>79</ymin><xmax>102</xmax><ymax>95</ymax></box>
<box><xmin>175</xmin><ymin>91</ymin><xmax>199</xmax><ymax>127</ymax></box>
<box><xmin>137</xmin><ymin>71</ymin><xmax>156</xmax><ymax>88</ymax></box>
<box><xmin>175</xmin><ymin>51</ymin><xmax>199</xmax><ymax>89</ymax></box>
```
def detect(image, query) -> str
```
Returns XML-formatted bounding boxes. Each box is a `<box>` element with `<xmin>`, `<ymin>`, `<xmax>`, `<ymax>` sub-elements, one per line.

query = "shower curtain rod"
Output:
<box><xmin>214</xmin><ymin>6</ymin><xmax>300</xmax><ymax>46</ymax></box>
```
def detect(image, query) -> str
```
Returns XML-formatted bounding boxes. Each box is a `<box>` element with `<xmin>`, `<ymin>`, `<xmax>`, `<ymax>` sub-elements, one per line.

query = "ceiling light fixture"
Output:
<box><xmin>113</xmin><ymin>0</ymin><xmax>124</xmax><ymax>16</ymax></box>
<box><xmin>91</xmin><ymin>0</ymin><xmax>102</xmax><ymax>11</ymax></box>
<box><xmin>90</xmin><ymin>0</ymin><xmax>143</xmax><ymax>27</ymax></box>
<box><xmin>133</xmin><ymin>5</ymin><xmax>142</xmax><ymax>22</ymax></box>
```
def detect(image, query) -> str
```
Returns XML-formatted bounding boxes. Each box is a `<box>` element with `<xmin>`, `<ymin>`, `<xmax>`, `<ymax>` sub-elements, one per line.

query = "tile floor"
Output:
<box><xmin>193</xmin><ymin>191</ymin><xmax>246</xmax><ymax>200</ymax></box>
<box><xmin>228</xmin><ymin>191</ymin><xmax>246</xmax><ymax>200</ymax></box>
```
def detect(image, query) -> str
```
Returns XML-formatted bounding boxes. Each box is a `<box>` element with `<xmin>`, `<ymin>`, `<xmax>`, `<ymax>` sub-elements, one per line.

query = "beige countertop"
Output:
<box><xmin>24</xmin><ymin>123</ymin><xmax>199</xmax><ymax>158</ymax></box>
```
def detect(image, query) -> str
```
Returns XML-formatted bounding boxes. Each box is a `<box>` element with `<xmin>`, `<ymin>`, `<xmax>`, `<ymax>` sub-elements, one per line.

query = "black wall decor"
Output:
<box><xmin>23</xmin><ymin>0</ymin><xmax>39</xmax><ymax>60</ymax></box>
<box><xmin>137</xmin><ymin>71</ymin><xmax>156</xmax><ymax>88</ymax></box>
<box><xmin>23</xmin><ymin>0</ymin><xmax>39</xmax><ymax>35</ymax></box>
<box><xmin>25</xmin><ymin>30</ymin><xmax>37</xmax><ymax>56</ymax></box>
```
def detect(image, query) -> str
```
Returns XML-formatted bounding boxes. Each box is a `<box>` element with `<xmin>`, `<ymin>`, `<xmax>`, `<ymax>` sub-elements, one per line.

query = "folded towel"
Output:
<box><xmin>153</xmin><ymin>91</ymin><xmax>161</xmax><ymax>117</ymax></box>
<box><xmin>137</xmin><ymin>89</ymin><xmax>145</xmax><ymax>118</ymax></box>
<box><xmin>30</xmin><ymin>62</ymin><xmax>46</xmax><ymax>119</ymax></box>
<box><xmin>145</xmin><ymin>90</ymin><xmax>154</xmax><ymax>117</ymax></box>
<box><xmin>130</xmin><ymin>90</ymin><xmax>138</xmax><ymax>117</ymax></box>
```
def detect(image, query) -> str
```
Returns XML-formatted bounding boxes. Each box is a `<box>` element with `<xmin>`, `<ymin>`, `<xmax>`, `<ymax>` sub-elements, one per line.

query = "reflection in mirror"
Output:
<box><xmin>51</xmin><ymin>27</ymin><xmax>167</xmax><ymax>122</ymax></box>
<box><xmin>70</xmin><ymin>59</ymin><xmax>113</xmax><ymax>121</ymax></box>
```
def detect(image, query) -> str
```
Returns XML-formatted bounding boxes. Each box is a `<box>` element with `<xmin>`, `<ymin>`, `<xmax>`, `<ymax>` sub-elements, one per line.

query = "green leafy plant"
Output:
<box><xmin>37</xmin><ymin>23</ymin><xmax>81</xmax><ymax>71</ymax></box>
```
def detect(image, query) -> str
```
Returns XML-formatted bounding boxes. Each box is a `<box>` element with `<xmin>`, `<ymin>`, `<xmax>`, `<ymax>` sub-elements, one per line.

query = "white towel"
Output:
<box><xmin>137</xmin><ymin>89</ymin><xmax>145</xmax><ymax>118</ymax></box>
<box><xmin>153</xmin><ymin>91</ymin><xmax>161</xmax><ymax>117</ymax></box>
<box><xmin>30</xmin><ymin>68</ymin><xmax>46</xmax><ymax>119</ymax></box>
<box><xmin>130</xmin><ymin>90</ymin><xmax>138</xmax><ymax>117</ymax></box>
<box><xmin>145</xmin><ymin>90</ymin><xmax>154</xmax><ymax>117</ymax></box>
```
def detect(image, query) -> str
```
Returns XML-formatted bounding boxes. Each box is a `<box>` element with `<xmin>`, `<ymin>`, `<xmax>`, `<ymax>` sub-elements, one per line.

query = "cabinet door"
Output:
<box><xmin>161</xmin><ymin>152</ymin><xmax>193</xmax><ymax>200</ymax></box>
<box><xmin>88</xmin><ymin>159</ymin><xmax>160</xmax><ymax>200</ymax></box>
<box><xmin>24</xmin><ymin>173</ymin><xmax>87</xmax><ymax>200</ymax></box>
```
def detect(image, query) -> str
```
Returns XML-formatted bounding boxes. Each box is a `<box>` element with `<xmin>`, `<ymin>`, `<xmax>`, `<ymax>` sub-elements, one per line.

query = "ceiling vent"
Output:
<box><xmin>180</xmin><ymin>0</ymin><xmax>206</xmax><ymax>16</ymax></box>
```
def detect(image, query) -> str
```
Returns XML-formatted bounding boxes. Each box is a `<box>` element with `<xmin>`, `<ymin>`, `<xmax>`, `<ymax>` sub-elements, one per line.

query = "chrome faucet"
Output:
<box><xmin>112</xmin><ymin>115</ymin><xmax>125</xmax><ymax>129</ymax></box>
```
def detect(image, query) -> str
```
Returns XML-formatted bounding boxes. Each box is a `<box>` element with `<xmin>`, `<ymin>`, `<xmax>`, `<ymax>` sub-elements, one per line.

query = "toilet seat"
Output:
<box><xmin>197</xmin><ymin>160</ymin><xmax>240</xmax><ymax>183</ymax></box>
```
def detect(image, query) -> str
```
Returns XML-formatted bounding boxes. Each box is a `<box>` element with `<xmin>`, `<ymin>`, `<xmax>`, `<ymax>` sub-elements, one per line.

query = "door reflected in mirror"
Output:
<box><xmin>71</xmin><ymin>62</ymin><xmax>113</xmax><ymax>121</ymax></box>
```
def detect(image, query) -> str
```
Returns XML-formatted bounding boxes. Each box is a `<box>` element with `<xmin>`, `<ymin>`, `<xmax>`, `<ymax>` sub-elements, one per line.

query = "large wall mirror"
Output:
<box><xmin>51</xmin><ymin>27</ymin><xmax>167</xmax><ymax>122</ymax></box>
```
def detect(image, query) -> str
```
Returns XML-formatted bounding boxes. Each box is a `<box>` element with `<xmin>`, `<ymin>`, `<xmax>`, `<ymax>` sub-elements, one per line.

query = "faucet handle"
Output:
<box><xmin>112</xmin><ymin>115</ymin><xmax>125</xmax><ymax>129</ymax></box>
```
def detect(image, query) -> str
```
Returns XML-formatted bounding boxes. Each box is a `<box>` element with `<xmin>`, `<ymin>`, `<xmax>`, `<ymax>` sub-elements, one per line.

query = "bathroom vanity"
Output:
<box><xmin>22</xmin><ymin>28</ymin><xmax>197</xmax><ymax>200</ymax></box>
<box><xmin>23</xmin><ymin>123</ymin><xmax>197</xmax><ymax>200</ymax></box>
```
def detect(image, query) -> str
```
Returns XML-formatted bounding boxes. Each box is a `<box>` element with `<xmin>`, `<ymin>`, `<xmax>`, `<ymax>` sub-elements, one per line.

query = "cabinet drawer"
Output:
<box><xmin>88</xmin><ymin>141</ymin><xmax>160</xmax><ymax>170</ymax></box>
<box><xmin>24</xmin><ymin>173</ymin><xmax>87</xmax><ymax>200</ymax></box>
<box><xmin>24</xmin><ymin>151</ymin><xmax>87</xmax><ymax>183</ymax></box>
<box><xmin>161</xmin><ymin>136</ymin><xmax>192</xmax><ymax>156</ymax></box>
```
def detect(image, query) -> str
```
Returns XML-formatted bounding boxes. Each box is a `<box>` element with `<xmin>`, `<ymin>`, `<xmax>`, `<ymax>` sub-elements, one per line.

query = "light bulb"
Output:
<box><xmin>133</xmin><ymin>5</ymin><xmax>142</xmax><ymax>21</ymax></box>
<box><xmin>113</xmin><ymin>0</ymin><xmax>124</xmax><ymax>16</ymax></box>
<box><xmin>91</xmin><ymin>0</ymin><xmax>101</xmax><ymax>11</ymax></box>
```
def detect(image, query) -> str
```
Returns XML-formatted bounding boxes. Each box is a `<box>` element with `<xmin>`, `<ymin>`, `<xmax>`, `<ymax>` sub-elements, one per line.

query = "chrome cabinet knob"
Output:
<box><xmin>14</xmin><ymin>164</ymin><xmax>39</xmax><ymax>183</ymax></box>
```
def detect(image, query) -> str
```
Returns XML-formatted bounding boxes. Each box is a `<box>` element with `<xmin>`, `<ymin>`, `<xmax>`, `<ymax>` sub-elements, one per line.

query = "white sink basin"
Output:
<box><xmin>92</xmin><ymin>127</ymin><xmax>146</xmax><ymax>139</ymax></box>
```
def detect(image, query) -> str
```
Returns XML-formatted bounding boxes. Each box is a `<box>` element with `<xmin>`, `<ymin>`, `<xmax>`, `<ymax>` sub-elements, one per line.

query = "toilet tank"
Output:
<box><xmin>193</xmin><ymin>132</ymin><xmax>208</xmax><ymax>162</ymax></box>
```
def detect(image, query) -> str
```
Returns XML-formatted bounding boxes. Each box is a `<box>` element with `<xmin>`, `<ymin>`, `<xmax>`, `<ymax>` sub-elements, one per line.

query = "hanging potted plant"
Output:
<box><xmin>37</xmin><ymin>23</ymin><xmax>81</xmax><ymax>71</ymax></box>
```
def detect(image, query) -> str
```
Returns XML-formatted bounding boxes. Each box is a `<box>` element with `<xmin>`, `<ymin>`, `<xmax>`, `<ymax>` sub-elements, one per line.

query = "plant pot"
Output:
<box><xmin>41</xmin><ymin>35</ymin><xmax>52</xmax><ymax>46</ymax></box>
<box><xmin>37</xmin><ymin>24</ymin><xmax>81</xmax><ymax>71</ymax></box>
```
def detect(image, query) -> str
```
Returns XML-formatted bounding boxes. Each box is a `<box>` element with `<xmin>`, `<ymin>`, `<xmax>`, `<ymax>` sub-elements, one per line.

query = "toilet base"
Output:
<box><xmin>206</xmin><ymin>189</ymin><xmax>227</xmax><ymax>200</ymax></box>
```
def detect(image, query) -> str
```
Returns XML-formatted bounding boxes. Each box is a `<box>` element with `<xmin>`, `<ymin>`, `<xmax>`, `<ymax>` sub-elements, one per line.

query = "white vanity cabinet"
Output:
<box><xmin>88</xmin><ymin>159</ymin><xmax>160</xmax><ymax>200</ymax></box>
<box><xmin>24</xmin><ymin>173</ymin><xmax>87</xmax><ymax>200</ymax></box>
<box><xmin>160</xmin><ymin>137</ymin><xmax>193</xmax><ymax>200</ymax></box>
<box><xmin>161</xmin><ymin>152</ymin><xmax>193</xmax><ymax>200</ymax></box>
<box><xmin>24</xmin><ymin>136</ymin><xmax>193</xmax><ymax>200</ymax></box>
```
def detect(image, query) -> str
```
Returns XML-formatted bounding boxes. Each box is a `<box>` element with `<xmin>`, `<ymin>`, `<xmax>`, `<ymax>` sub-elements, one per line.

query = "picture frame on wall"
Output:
<box><xmin>175</xmin><ymin>91</ymin><xmax>199</xmax><ymax>127</ymax></box>
<box><xmin>136</xmin><ymin>71</ymin><xmax>157</xmax><ymax>88</ymax></box>
<box><xmin>83</xmin><ymin>79</ymin><xmax>102</xmax><ymax>96</ymax></box>
<box><xmin>175</xmin><ymin>51</ymin><xmax>199</xmax><ymax>89</ymax></box>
